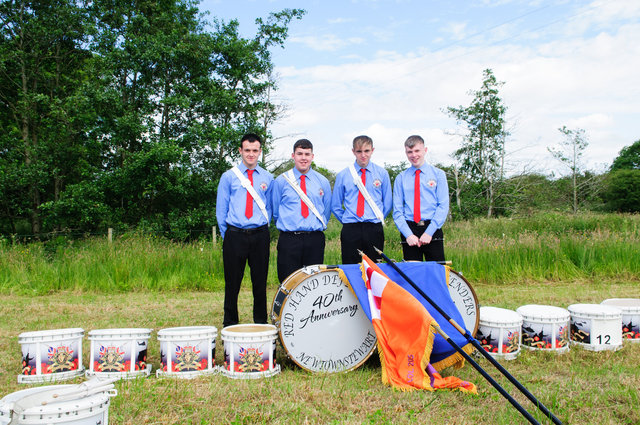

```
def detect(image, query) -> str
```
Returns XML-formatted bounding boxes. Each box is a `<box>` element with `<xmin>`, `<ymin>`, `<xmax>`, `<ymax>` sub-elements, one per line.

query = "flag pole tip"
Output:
<box><xmin>373</xmin><ymin>246</ymin><xmax>382</xmax><ymax>254</ymax></box>
<box><xmin>357</xmin><ymin>249</ymin><xmax>365</xmax><ymax>257</ymax></box>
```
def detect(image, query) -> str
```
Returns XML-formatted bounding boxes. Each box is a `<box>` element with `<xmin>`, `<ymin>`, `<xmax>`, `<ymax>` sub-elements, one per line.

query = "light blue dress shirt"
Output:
<box><xmin>392</xmin><ymin>163</ymin><xmax>449</xmax><ymax>238</ymax></box>
<box><xmin>331</xmin><ymin>161</ymin><xmax>392</xmax><ymax>223</ymax></box>
<box><xmin>272</xmin><ymin>168</ymin><xmax>332</xmax><ymax>232</ymax></box>
<box><xmin>216</xmin><ymin>163</ymin><xmax>273</xmax><ymax>239</ymax></box>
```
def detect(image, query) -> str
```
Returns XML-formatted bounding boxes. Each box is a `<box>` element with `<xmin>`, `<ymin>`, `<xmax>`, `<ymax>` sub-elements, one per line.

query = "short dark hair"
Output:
<box><xmin>293</xmin><ymin>138</ymin><xmax>313</xmax><ymax>152</ymax></box>
<box><xmin>241</xmin><ymin>133</ymin><xmax>262</xmax><ymax>148</ymax></box>
<box><xmin>353</xmin><ymin>135</ymin><xmax>373</xmax><ymax>149</ymax></box>
<box><xmin>404</xmin><ymin>135</ymin><xmax>424</xmax><ymax>148</ymax></box>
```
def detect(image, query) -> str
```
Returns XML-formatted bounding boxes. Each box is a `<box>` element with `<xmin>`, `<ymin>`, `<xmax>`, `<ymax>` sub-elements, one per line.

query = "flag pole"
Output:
<box><xmin>431</xmin><ymin>323</ymin><xmax>541</xmax><ymax>425</ymax></box>
<box><xmin>373</xmin><ymin>247</ymin><xmax>564</xmax><ymax>425</ymax></box>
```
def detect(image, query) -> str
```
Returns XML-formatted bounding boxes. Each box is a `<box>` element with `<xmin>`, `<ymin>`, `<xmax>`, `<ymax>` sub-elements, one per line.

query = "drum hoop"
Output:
<box><xmin>270</xmin><ymin>265</ymin><xmax>377</xmax><ymax>373</ymax></box>
<box><xmin>448</xmin><ymin>269</ymin><xmax>480</xmax><ymax>337</ymax></box>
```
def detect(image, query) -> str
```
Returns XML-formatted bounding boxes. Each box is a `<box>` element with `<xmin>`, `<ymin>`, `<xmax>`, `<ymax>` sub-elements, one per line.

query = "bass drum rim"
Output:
<box><xmin>270</xmin><ymin>265</ymin><xmax>377</xmax><ymax>373</ymax></box>
<box><xmin>448</xmin><ymin>269</ymin><xmax>480</xmax><ymax>337</ymax></box>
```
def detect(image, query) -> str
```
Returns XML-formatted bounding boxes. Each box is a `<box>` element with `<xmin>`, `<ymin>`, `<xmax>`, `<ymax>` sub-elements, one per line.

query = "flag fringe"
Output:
<box><xmin>432</xmin><ymin>342</ymin><xmax>475</xmax><ymax>371</ymax></box>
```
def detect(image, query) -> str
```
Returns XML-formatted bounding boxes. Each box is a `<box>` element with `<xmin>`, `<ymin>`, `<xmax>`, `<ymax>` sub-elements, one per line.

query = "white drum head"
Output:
<box><xmin>271</xmin><ymin>265</ymin><xmax>376</xmax><ymax>373</ymax></box>
<box><xmin>447</xmin><ymin>270</ymin><xmax>479</xmax><ymax>336</ymax></box>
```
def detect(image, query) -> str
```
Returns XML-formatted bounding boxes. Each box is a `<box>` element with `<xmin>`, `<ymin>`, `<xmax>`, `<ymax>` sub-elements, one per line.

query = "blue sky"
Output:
<box><xmin>200</xmin><ymin>0</ymin><xmax>640</xmax><ymax>175</ymax></box>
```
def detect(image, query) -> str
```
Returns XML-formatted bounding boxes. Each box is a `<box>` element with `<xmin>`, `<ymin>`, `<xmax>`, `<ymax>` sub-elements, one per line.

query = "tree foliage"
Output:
<box><xmin>445</xmin><ymin>68</ymin><xmax>509</xmax><ymax>218</ymax></box>
<box><xmin>0</xmin><ymin>0</ymin><xmax>304</xmax><ymax>238</ymax></box>
<box><xmin>547</xmin><ymin>126</ymin><xmax>591</xmax><ymax>214</ymax></box>
<box><xmin>610</xmin><ymin>139</ymin><xmax>640</xmax><ymax>171</ymax></box>
<box><xmin>604</xmin><ymin>170</ymin><xmax>640</xmax><ymax>213</ymax></box>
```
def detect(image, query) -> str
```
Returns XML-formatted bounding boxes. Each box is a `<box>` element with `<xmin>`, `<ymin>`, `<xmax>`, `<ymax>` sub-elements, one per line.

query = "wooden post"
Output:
<box><xmin>212</xmin><ymin>226</ymin><xmax>216</xmax><ymax>247</ymax></box>
<box><xmin>108</xmin><ymin>228</ymin><xmax>113</xmax><ymax>244</ymax></box>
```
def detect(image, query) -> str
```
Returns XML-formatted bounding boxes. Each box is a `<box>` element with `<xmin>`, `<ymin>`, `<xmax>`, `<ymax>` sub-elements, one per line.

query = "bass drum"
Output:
<box><xmin>271</xmin><ymin>265</ymin><xmax>377</xmax><ymax>373</ymax></box>
<box><xmin>447</xmin><ymin>269</ymin><xmax>479</xmax><ymax>337</ymax></box>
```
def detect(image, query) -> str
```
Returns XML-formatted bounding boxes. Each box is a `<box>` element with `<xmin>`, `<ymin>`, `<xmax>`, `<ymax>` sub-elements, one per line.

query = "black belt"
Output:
<box><xmin>343</xmin><ymin>221</ymin><xmax>383</xmax><ymax>227</ymax></box>
<box><xmin>407</xmin><ymin>219</ymin><xmax>431</xmax><ymax>227</ymax></box>
<box><xmin>227</xmin><ymin>225</ymin><xmax>268</xmax><ymax>234</ymax></box>
<box><xmin>281</xmin><ymin>230</ymin><xmax>323</xmax><ymax>235</ymax></box>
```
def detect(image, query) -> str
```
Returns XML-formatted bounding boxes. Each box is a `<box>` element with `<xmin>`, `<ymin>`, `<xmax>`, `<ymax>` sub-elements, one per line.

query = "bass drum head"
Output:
<box><xmin>271</xmin><ymin>265</ymin><xmax>377</xmax><ymax>373</ymax></box>
<box><xmin>447</xmin><ymin>270</ymin><xmax>479</xmax><ymax>337</ymax></box>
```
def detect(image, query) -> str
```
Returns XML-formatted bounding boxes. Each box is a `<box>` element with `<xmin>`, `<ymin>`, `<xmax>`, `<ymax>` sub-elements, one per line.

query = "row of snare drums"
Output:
<box><xmin>17</xmin><ymin>324</ymin><xmax>279</xmax><ymax>384</ymax></box>
<box><xmin>477</xmin><ymin>298</ymin><xmax>640</xmax><ymax>360</ymax></box>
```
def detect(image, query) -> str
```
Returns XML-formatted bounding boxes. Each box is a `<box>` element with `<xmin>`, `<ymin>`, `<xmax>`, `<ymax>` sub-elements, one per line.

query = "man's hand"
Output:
<box><xmin>406</xmin><ymin>234</ymin><xmax>421</xmax><ymax>246</ymax></box>
<box><xmin>419</xmin><ymin>233</ymin><xmax>432</xmax><ymax>245</ymax></box>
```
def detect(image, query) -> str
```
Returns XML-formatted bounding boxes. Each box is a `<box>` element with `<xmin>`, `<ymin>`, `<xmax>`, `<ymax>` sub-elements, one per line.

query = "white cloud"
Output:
<box><xmin>289</xmin><ymin>34</ymin><xmax>366</xmax><ymax>51</ymax></box>
<box><xmin>268</xmin><ymin>2</ymin><xmax>640</xmax><ymax>175</ymax></box>
<box><xmin>328</xmin><ymin>17</ymin><xmax>355</xmax><ymax>24</ymax></box>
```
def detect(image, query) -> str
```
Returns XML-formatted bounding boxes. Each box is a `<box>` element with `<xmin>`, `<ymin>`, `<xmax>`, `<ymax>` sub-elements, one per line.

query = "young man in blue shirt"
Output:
<box><xmin>271</xmin><ymin>139</ymin><xmax>332</xmax><ymax>282</ymax></box>
<box><xmin>216</xmin><ymin>133</ymin><xmax>273</xmax><ymax>328</ymax></box>
<box><xmin>331</xmin><ymin>135</ymin><xmax>392</xmax><ymax>263</ymax></box>
<box><xmin>392</xmin><ymin>135</ymin><xmax>449</xmax><ymax>262</ymax></box>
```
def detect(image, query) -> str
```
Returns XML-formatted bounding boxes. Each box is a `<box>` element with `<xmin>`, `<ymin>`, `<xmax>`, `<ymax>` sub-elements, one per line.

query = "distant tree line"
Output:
<box><xmin>433</xmin><ymin>69</ymin><xmax>640</xmax><ymax>220</ymax></box>
<box><xmin>0</xmin><ymin>0</ymin><xmax>304</xmax><ymax>239</ymax></box>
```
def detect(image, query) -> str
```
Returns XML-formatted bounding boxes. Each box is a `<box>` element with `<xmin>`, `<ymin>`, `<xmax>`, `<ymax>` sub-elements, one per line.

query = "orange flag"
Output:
<box><xmin>361</xmin><ymin>254</ymin><xmax>476</xmax><ymax>393</ymax></box>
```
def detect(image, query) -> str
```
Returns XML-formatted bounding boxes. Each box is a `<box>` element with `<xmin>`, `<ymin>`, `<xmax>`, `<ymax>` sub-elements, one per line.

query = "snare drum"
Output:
<box><xmin>221</xmin><ymin>324</ymin><xmax>279</xmax><ymax>379</ymax></box>
<box><xmin>86</xmin><ymin>328</ymin><xmax>152</xmax><ymax>380</ymax></box>
<box><xmin>568</xmin><ymin>304</ymin><xmax>623</xmax><ymax>351</ymax></box>
<box><xmin>271</xmin><ymin>265</ymin><xmax>377</xmax><ymax>373</ymax></box>
<box><xmin>17</xmin><ymin>328</ymin><xmax>85</xmax><ymax>384</ymax></box>
<box><xmin>516</xmin><ymin>305</ymin><xmax>570</xmax><ymax>353</ymax></box>
<box><xmin>156</xmin><ymin>326</ymin><xmax>217</xmax><ymax>378</ymax></box>
<box><xmin>477</xmin><ymin>307</ymin><xmax>522</xmax><ymax>360</ymax></box>
<box><xmin>601</xmin><ymin>298</ymin><xmax>640</xmax><ymax>342</ymax></box>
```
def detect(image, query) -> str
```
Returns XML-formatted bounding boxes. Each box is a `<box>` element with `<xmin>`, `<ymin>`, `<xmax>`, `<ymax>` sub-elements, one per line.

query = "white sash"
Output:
<box><xmin>349</xmin><ymin>165</ymin><xmax>385</xmax><ymax>225</ymax></box>
<box><xmin>231</xmin><ymin>166</ymin><xmax>269</xmax><ymax>222</ymax></box>
<box><xmin>283</xmin><ymin>170</ymin><xmax>327</xmax><ymax>227</ymax></box>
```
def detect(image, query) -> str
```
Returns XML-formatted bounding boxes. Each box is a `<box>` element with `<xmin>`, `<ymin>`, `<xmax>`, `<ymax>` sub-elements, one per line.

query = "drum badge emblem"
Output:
<box><xmin>98</xmin><ymin>345</ymin><xmax>125</xmax><ymax>372</ymax></box>
<box><xmin>319</xmin><ymin>189</ymin><xmax>324</xmax><ymax>196</ymax></box>
<box><xmin>373</xmin><ymin>179</ymin><xmax>381</xmax><ymax>188</ymax></box>
<box><xmin>428</xmin><ymin>180</ymin><xmax>436</xmax><ymax>188</ymax></box>
<box><xmin>260</xmin><ymin>182</ymin><xmax>268</xmax><ymax>191</ymax></box>
<box><xmin>174</xmin><ymin>345</ymin><xmax>202</xmax><ymax>371</ymax></box>
<box><xmin>238</xmin><ymin>346</ymin><xmax>264</xmax><ymax>372</ymax></box>
<box><xmin>47</xmin><ymin>345</ymin><xmax>75</xmax><ymax>373</ymax></box>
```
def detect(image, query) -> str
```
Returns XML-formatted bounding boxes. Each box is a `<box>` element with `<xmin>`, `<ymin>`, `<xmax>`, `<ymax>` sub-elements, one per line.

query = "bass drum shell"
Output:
<box><xmin>271</xmin><ymin>265</ymin><xmax>377</xmax><ymax>373</ymax></box>
<box><xmin>447</xmin><ymin>269</ymin><xmax>480</xmax><ymax>337</ymax></box>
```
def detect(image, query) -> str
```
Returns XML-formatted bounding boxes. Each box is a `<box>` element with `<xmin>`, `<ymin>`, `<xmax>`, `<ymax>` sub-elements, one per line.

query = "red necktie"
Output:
<box><xmin>300</xmin><ymin>175</ymin><xmax>309</xmax><ymax>218</ymax></box>
<box><xmin>356</xmin><ymin>168</ymin><xmax>366</xmax><ymax>217</ymax></box>
<box><xmin>413</xmin><ymin>169</ymin><xmax>421</xmax><ymax>223</ymax></box>
<box><xmin>245</xmin><ymin>169</ymin><xmax>254</xmax><ymax>219</ymax></box>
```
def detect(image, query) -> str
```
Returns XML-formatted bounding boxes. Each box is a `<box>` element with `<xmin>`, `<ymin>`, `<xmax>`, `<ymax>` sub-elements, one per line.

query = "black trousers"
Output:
<box><xmin>276</xmin><ymin>231</ymin><xmax>325</xmax><ymax>283</ymax></box>
<box><xmin>340</xmin><ymin>222</ymin><xmax>384</xmax><ymax>264</ymax></box>
<box><xmin>400</xmin><ymin>220</ymin><xmax>445</xmax><ymax>262</ymax></box>
<box><xmin>222</xmin><ymin>225</ymin><xmax>269</xmax><ymax>328</ymax></box>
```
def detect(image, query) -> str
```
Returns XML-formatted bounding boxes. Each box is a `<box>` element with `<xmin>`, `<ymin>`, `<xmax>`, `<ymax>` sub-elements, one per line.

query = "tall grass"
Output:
<box><xmin>1</xmin><ymin>212</ymin><xmax>639</xmax><ymax>295</ymax></box>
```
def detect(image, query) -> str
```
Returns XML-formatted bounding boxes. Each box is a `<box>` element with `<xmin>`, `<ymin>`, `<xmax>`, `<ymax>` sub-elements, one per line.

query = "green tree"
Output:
<box><xmin>547</xmin><ymin>126</ymin><xmax>590</xmax><ymax>214</ymax></box>
<box><xmin>604</xmin><ymin>170</ymin><xmax>640</xmax><ymax>212</ymax></box>
<box><xmin>610</xmin><ymin>139</ymin><xmax>640</xmax><ymax>171</ymax></box>
<box><xmin>1</xmin><ymin>1</ymin><xmax>304</xmax><ymax>237</ymax></box>
<box><xmin>445</xmin><ymin>69</ymin><xmax>509</xmax><ymax>218</ymax></box>
<box><xmin>0</xmin><ymin>0</ymin><xmax>94</xmax><ymax>235</ymax></box>
<box><xmin>384</xmin><ymin>161</ymin><xmax>408</xmax><ymax>184</ymax></box>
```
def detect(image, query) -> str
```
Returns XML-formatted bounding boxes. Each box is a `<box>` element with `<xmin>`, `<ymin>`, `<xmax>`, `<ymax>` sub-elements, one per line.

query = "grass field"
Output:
<box><xmin>1</xmin><ymin>212</ymin><xmax>639</xmax><ymax>424</ymax></box>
